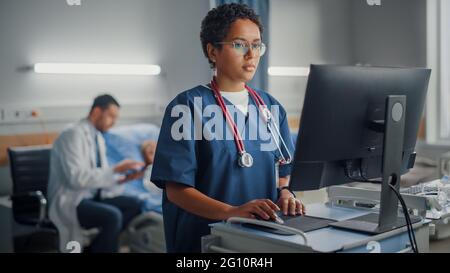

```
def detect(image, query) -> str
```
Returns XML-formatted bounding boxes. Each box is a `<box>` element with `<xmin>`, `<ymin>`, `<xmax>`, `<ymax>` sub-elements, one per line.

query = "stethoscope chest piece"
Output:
<box><xmin>210</xmin><ymin>77</ymin><xmax>291</xmax><ymax>168</ymax></box>
<box><xmin>238</xmin><ymin>152</ymin><xmax>254</xmax><ymax>168</ymax></box>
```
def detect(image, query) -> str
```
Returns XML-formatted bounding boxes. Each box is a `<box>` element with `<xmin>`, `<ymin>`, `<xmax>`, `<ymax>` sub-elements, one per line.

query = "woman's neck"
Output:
<box><xmin>215</xmin><ymin>75</ymin><xmax>245</xmax><ymax>92</ymax></box>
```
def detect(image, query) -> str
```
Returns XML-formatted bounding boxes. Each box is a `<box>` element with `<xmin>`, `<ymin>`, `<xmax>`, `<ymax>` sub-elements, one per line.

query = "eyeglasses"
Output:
<box><xmin>215</xmin><ymin>40</ymin><xmax>266</xmax><ymax>57</ymax></box>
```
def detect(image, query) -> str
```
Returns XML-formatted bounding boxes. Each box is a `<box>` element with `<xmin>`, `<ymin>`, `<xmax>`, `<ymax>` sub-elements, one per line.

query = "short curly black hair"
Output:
<box><xmin>200</xmin><ymin>3</ymin><xmax>264</xmax><ymax>68</ymax></box>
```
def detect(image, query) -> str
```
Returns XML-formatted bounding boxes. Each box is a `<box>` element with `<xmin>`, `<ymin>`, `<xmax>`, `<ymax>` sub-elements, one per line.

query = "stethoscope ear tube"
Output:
<box><xmin>247</xmin><ymin>86</ymin><xmax>292</xmax><ymax>165</ymax></box>
<box><xmin>267</xmin><ymin>123</ymin><xmax>292</xmax><ymax>164</ymax></box>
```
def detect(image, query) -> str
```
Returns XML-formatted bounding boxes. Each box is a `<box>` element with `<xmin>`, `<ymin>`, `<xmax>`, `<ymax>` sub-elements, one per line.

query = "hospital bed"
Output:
<box><xmin>104</xmin><ymin>123</ymin><xmax>166</xmax><ymax>253</ymax></box>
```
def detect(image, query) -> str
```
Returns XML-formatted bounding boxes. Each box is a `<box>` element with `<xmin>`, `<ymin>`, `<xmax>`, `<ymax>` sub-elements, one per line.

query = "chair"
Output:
<box><xmin>8</xmin><ymin>145</ymin><xmax>54</xmax><ymax>229</ymax></box>
<box><xmin>8</xmin><ymin>145</ymin><xmax>57</xmax><ymax>251</ymax></box>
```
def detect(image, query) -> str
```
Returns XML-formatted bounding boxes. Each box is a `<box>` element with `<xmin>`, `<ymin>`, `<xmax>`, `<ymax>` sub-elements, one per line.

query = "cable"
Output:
<box><xmin>394</xmin><ymin>186</ymin><xmax>418</xmax><ymax>253</ymax></box>
<box><xmin>389</xmin><ymin>184</ymin><xmax>419</xmax><ymax>253</ymax></box>
<box><xmin>391</xmin><ymin>184</ymin><xmax>418</xmax><ymax>252</ymax></box>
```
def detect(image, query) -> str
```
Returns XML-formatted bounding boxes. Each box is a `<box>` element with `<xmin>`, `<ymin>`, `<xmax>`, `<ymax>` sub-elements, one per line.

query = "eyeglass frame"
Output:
<box><xmin>214</xmin><ymin>40</ymin><xmax>267</xmax><ymax>57</ymax></box>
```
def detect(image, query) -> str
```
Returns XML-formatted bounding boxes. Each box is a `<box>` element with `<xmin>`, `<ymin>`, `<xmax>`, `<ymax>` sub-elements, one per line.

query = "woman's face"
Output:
<box><xmin>211</xmin><ymin>19</ymin><xmax>262</xmax><ymax>85</ymax></box>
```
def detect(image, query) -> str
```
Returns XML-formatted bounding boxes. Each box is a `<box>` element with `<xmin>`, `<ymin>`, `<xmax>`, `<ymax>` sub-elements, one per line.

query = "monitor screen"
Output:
<box><xmin>290</xmin><ymin>64</ymin><xmax>431</xmax><ymax>191</ymax></box>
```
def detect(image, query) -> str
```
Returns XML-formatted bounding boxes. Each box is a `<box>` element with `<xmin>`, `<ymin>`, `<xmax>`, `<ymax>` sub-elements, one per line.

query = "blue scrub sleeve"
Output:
<box><xmin>151</xmin><ymin>95</ymin><xmax>197</xmax><ymax>189</ymax></box>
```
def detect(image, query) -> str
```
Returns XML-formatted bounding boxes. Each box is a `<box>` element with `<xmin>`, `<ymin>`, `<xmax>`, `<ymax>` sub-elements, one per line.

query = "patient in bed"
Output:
<box><xmin>140</xmin><ymin>140</ymin><xmax>163</xmax><ymax>198</ymax></box>
<box><xmin>103</xmin><ymin>124</ymin><xmax>162</xmax><ymax>214</ymax></box>
<box><xmin>125</xmin><ymin>140</ymin><xmax>162</xmax><ymax>213</ymax></box>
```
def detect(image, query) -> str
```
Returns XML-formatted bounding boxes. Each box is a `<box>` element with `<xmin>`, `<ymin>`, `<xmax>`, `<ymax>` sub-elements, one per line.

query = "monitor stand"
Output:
<box><xmin>329</xmin><ymin>95</ymin><xmax>421</xmax><ymax>234</ymax></box>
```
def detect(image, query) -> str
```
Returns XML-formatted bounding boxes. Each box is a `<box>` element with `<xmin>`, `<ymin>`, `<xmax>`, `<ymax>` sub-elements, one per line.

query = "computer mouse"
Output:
<box><xmin>254</xmin><ymin>212</ymin><xmax>284</xmax><ymax>224</ymax></box>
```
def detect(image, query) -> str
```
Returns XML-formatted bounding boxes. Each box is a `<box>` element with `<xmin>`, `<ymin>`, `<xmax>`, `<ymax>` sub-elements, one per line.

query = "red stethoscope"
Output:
<box><xmin>210</xmin><ymin>77</ymin><xmax>292</xmax><ymax>168</ymax></box>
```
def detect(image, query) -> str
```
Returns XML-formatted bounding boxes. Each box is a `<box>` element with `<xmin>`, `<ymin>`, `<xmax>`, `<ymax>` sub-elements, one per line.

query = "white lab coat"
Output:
<box><xmin>47</xmin><ymin>119</ymin><xmax>119</xmax><ymax>252</ymax></box>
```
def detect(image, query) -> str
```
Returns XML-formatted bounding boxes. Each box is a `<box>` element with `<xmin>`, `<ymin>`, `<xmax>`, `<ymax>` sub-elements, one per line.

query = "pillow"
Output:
<box><xmin>104</xmin><ymin>123</ymin><xmax>160</xmax><ymax>166</ymax></box>
<box><xmin>107</xmin><ymin>123</ymin><xmax>160</xmax><ymax>144</ymax></box>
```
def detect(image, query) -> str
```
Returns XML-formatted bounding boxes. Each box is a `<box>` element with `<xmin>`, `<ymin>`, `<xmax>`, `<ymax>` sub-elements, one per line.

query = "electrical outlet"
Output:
<box><xmin>5</xmin><ymin>109</ymin><xmax>27</xmax><ymax>122</ymax></box>
<box><xmin>367</xmin><ymin>0</ymin><xmax>381</xmax><ymax>6</ymax></box>
<box><xmin>1</xmin><ymin>107</ymin><xmax>40</xmax><ymax>123</ymax></box>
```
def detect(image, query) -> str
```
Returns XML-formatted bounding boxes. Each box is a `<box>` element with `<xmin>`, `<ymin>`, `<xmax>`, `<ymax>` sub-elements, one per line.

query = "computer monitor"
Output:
<box><xmin>290</xmin><ymin>64</ymin><xmax>431</xmax><ymax>234</ymax></box>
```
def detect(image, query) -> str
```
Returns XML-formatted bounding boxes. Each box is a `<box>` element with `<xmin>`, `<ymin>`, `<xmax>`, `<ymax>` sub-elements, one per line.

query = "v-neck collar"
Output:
<box><xmin>200</xmin><ymin>84</ymin><xmax>256</xmax><ymax>113</ymax></box>
<box><xmin>200</xmin><ymin>84</ymin><xmax>258</xmax><ymax>138</ymax></box>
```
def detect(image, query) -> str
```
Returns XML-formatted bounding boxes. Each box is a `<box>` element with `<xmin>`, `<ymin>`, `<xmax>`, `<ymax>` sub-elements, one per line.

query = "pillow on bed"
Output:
<box><xmin>106</xmin><ymin>123</ymin><xmax>160</xmax><ymax>144</ymax></box>
<box><xmin>104</xmin><ymin>123</ymin><xmax>160</xmax><ymax>166</ymax></box>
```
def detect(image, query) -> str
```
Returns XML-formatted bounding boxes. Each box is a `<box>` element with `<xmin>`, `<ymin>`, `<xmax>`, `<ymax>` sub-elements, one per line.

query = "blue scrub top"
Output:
<box><xmin>151</xmin><ymin>85</ymin><xmax>294</xmax><ymax>252</ymax></box>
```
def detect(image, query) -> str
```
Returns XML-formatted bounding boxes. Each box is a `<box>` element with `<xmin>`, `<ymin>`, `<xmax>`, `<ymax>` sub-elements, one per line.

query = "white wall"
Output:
<box><xmin>269</xmin><ymin>0</ymin><xmax>353</xmax><ymax>119</ymax></box>
<box><xmin>0</xmin><ymin>0</ymin><xmax>211</xmax><ymax>195</ymax></box>
<box><xmin>268</xmin><ymin>0</ymin><xmax>427</xmax><ymax>119</ymax></box>
<box><xmin>351</xmin><ymin>0</ymin><xmax>427</xmax><ymax>67</ymax></box>
<box><xmin>0</xmin><ymin>0</ymin><xmax>210</xmax><ymax>112</ymax></box>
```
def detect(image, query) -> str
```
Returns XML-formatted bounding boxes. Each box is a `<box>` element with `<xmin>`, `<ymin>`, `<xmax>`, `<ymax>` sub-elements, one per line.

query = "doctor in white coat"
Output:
<box><xmin>48</xmin><ymin>94</ymin><xmax>145</xmax><ymax>253</ymax></box>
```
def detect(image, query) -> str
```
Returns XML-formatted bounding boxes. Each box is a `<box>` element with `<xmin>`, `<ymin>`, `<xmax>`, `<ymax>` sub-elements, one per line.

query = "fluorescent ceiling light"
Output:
<box><xmin>268</xmin><ymin>66</ymin><xmax>310</xmax><ymax>77</ymax></box>
<box><xmin>34</xmin><ymin>63</ymin><xmax>161</xmax><ymax>76</ymax></box>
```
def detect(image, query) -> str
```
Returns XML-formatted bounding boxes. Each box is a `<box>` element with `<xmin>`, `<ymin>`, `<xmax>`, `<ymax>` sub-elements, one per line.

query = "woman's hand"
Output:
<box><xmin>224</xmin><ymin>199</ymin><xmax>280</xmax><ymax>221</ymax></box>
<box><xmin>276</xmin><ymin>189</ymin><xmax>306</xmax><ymax>216</ymax></box>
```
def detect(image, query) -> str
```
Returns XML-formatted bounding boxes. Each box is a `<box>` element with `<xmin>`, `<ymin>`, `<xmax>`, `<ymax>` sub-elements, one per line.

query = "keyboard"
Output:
<box><xmin>243</xmin><ymin>213</ymin><xmax>336</xmax><ymax>236</ymax></box>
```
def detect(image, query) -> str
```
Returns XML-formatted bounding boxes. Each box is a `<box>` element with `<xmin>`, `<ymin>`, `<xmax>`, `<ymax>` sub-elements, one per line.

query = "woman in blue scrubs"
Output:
<box><xmin>151</xmin><ymin>3</ymin><xmax>305</xmax><ymax>252</ymax></box>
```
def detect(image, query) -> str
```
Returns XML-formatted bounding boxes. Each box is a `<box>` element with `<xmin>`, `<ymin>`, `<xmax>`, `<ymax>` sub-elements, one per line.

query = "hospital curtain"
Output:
<box><xmin>214</xmin><ymin>0</ymin><xmax>270</xmax><ymax>91</ymax></box>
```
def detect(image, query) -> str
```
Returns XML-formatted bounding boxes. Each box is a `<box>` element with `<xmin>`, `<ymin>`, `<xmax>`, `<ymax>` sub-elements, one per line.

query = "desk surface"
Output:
<box><xmin>210</xmin><ymin>203</ymin><xmax>426</xmax><ymax>252</ymax></box>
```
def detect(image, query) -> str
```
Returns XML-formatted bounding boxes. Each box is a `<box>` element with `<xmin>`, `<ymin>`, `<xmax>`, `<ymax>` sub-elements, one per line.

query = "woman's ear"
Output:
<box><xmin>206</xmin><ymin>43</ymin><xmax>216</xmax><ymax>63</ymax></box>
